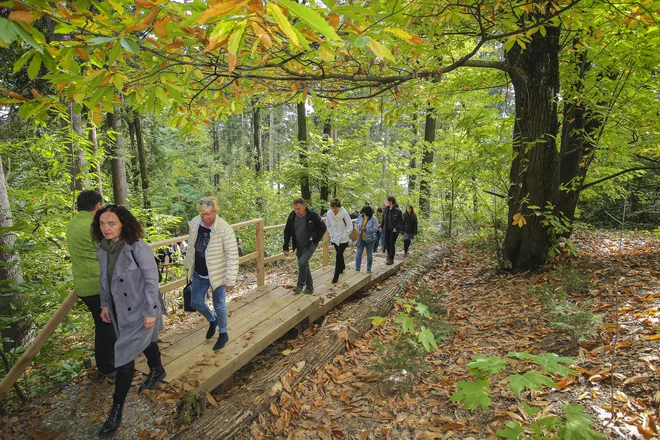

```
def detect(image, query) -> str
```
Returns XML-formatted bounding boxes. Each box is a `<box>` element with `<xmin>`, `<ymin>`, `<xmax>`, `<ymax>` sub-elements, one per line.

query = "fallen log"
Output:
<box><xmin>176</xmin><ymin>245</ymin><xmax>449</xmax><ymax>440</ymax></box>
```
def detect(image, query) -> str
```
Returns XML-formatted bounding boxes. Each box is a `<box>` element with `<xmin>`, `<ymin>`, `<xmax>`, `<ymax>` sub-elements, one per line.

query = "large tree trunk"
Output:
<box><xmin>88</xmin><ymin>124</ymin><xmax>103</xmax><ymax>196</ymax></box>
<box><xmin>175</xmin><ymin>245</ymin><xmax>449</xmax><ymax>440</ymax></box>
<box><xmin>502</xmin><ymin>25</ymin><xmax>561</xmax><ymax>271</ymax></box>
<box><xmin>408</xmin><ymin>110</ymin><xmax>419</xmax><ymax>195</ymax></box>
<box><xmin>106</xmin><ymin>108</ymin><xmax>129</xmax><ymax>207</ymax></box>
<box><xmin>127</xmin><ymin>113</ymin><xmax>141</xmax><ymax>199</ymax></box>
<box><xmin>67</xmin><ymin>103</ymin><xmax>86</xmax><ymax>192</ymax></box>
<box><xmin>418</xmin><ymin>106</ymin><xmax>435</xmax><ymax>218</ymax></box>
<box><xmin>297</xmin><ymin>101</ymin><xmax>311</xmax><ymax>202</ymax></box>
<box><xmin>0</xmin><ymin>154</ymin><xmax>33</xmax><ymax>352</ymax></box>
<box><xmin>133</xmin><ymin>111</ymin><xmax>150</xmax><ymax>209</ymax></box>
<box><xmin>320</xmin><ymin>120</ymin><xmax>331</xmax><ymax>208</ymax></box>
<box><xmin>268</xmin><ymin>109</ymin><xmax>275</xmax><ymax>172</ymax></box>
<box><xmin>252</xmin><ymin>104</ymin><xmax>261</xmax><ymax>174</ymax></box>
<box><xmin>211</xmin><ymin>122</ymin><xmax>220</xmax><ymax>190</ymax></box>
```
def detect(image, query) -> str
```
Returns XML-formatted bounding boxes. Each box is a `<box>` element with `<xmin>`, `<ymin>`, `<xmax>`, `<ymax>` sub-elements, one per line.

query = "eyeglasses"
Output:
<box><xmin>198</xmin><ymin>200</ymin><xmax>213</xmax><ymax>206</ymax></box>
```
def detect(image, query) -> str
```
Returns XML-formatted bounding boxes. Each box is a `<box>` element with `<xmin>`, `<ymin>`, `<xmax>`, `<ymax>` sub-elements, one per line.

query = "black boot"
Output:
<box><xmin>139</xmin><ymin>366</ymin><xmax>166</xmax><ymax>392</ymax></box>
<box><xmin>206</xmin><ymin>319</ymin><xmax>217</xmax><ymax>340</ymax></box>
<box><xmin>98</xmin><ymin>398</ymin><xmax>123</xmax><ymax>438</ymax></box>
<box><xmin>331</xmin><ymin>273</ymin><xmax>339</xmax><ymax>284</ymax></box>
<box><xmin>213</xmin><ymin>332</ymin><xmax>229</xmax><ymax>351</ymax></box>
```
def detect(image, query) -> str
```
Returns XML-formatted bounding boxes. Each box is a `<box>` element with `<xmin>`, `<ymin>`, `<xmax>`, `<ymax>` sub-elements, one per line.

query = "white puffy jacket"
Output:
<box><xmin>184</xmin><ymin>215</ymin><xmax>239</xmax><ymax>289</ymax></box>
<box><xmin>326</xmin><ymin>206</ymin><xmax>353</xmax><ymax>245</ymax></box>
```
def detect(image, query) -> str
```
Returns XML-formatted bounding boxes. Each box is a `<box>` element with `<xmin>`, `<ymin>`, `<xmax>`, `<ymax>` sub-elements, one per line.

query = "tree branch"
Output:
<box><xmin>581</xmin><ymin>166</ymin><xmax>660</xmax><ymax>190</ymax></box>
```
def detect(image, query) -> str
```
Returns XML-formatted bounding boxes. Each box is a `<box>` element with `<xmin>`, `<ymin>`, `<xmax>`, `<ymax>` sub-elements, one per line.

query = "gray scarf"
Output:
<box><xmin>99</xmin><ymin>237</ymin><xmax>126</xmax><ymax>287</ymax></box>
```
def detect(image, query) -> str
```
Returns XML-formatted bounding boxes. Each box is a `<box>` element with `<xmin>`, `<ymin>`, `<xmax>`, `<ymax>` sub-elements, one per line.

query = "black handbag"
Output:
<box><xmin>183</xmin><ymin>276</ymin><xmax>195</xmax><ymax>312</ymax></box>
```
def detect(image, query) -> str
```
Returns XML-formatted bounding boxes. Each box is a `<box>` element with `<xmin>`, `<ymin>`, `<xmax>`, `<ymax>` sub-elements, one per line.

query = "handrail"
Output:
<box><xmin>0</xmin><ymin>215</ymin><xmax>330</xmax><ymax>401</ymax></box>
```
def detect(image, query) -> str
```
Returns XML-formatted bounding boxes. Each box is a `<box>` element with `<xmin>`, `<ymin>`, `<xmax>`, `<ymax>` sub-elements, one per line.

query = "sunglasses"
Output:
<box><xmin>198</xmin><ymin>200</ymin><xmax>213</xmax><ymax>206</ymax></box>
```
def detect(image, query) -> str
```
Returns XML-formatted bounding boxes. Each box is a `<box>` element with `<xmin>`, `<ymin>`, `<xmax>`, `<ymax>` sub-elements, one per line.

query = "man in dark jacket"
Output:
<box><xmin>379</xmin><ymin>195</ymin><xmax>404</xmax><ymax>265</ymax></box>
<box><xmin>283</xmin><ymin>198</ymin><xmax>327</xmax><ymax>294</ymax></box>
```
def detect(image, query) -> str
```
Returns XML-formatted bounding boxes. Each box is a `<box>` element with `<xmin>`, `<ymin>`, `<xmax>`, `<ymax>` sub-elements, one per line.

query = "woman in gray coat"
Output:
<box><xmin>93</xmin><ymin>205</ymin><xmax>167</xmax><ymax>438</ymax></box>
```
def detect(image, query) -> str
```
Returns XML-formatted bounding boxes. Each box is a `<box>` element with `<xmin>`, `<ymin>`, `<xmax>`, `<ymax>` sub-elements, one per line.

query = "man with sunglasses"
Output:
<box><xmin>283</xmin><ymin>198</ymin><xmax>327</xmax><ymax>294</ymax></box>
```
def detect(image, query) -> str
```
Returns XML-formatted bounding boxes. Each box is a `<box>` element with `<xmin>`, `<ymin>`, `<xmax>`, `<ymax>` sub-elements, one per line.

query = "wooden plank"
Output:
<box><xmin>322</xmin><ymin>231</ymin><xmax>329</xmax><ymax>266</ymax></box>
<box><xmin>263</xmin><ymin>223</ymin><xmax>285</xmax><ymax>232</ymax></box>
<box><xmin>238</xmin><ymin>251</ymin><xmax>257</xmax><ymax>264</ymax></box>
<box><xmin>137</xmin><ymin>287</ymin><xmax>291</xmax><ymax>373</ymax></box>
<box><xmin>160</xmin><ymin>277</ymin><xmax>186</xmax><ymax>294</ymax></box>
<box><xmin>148</xmin><ymin>235</ymin><xmax>189</xmax><ymax>249</ymax></box>
<box><xmin>0</xmin><ymin>291</ymin><xmax>78</xmax><ymax>400</ymax></box>
<box><xmin>231</xmin><ymin>218</ymin><xmax>263</xmax><ymax>229</ymax></box>
<box><xmin>255</xmin><ymin>220</ymin><xmax>265</xmax><ymax>286</ymax></box>
<box><xmin>182</xmin><ymin>295</ymin><xmax>318</xmax><ymax>394</ymax></box>
<box><xmin>309</xmin><ymin>270</ymin><xmax>372</xmax><ymax>322</ymax></box>
<box><xmin>264</xmin><ymin>253</ymin><xmax>285</xmax><ymax>265</ymax></box>
<box><xmin>143</xmin><ymin>288</ymin><xmax>307</xmax><ymax>381</ymax></box>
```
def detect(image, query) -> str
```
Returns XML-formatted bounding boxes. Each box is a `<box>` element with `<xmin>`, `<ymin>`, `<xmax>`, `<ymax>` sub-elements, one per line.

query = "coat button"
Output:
<box><xmin>120</xmin><ymin>279</ymin><xmax>124</xmax><ymax>282</ymax></box>
<box><xmin>153</xmin><ymin>305</ymin><xmax>157</xmax><ymax>309</ymax></box>
<box><xmin>127</xmin><ymin>307</ymin><xmax>132</xmax><ymax>311</ymax></box>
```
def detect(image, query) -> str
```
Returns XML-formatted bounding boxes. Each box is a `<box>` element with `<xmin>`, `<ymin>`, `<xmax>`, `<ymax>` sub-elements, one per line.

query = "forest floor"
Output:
<box><xmin>1</xmin><ymin>230</ymin><xmax>659</xmax><ymax>439</ymax></box>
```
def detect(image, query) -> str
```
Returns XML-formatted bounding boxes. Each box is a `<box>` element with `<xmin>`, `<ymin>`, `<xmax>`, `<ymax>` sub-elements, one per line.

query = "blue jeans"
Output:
<box><xmin>296</xmin><ymin>243</ymin><xmax>317</xmax><ymax>289</ymax></box>
<box><xmin>374</xmin><ymin>231</ymin><xmax>381</xmax><ymax>253</ymax></box>
<box><xmin>379</xmin><ymin>229</ymin><xmax>386</xmax><ymax>251</ymax></box>
<box><xmin>355</xmin><ymin>239</ymin><xmax>374</xmax><ymax>272</ymax></box>
<box><xmin>191</xmin><ymin>271</ymin><xmax>228</xmax><ymax>333</ymax></box>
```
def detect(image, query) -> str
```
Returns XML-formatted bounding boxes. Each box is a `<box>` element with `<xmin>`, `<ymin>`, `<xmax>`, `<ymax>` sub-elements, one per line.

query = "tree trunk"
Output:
<box><xmin>133</xmin><ymin>111</ymin><xmax>150</xmax><ymax>209</ymax></box>
<box><xmin>320</xmin><ymin>120</ymin><xmax>331</xmax><ymax>208</ymax></box>
<box><xmin>268</xmin><ymin>109</ymin><xmax>275</xmax><ymax>172</ymax></box>
<box><xmin>418</xmin><ymin>107</ymin><xmax>435</xmax><ymax>218</ymax></box>
<box><xmin>106</xmin><ymin>108</ymin><xmax>129</xmax><ymax>207</ymax></box>
<box><xmin>127</xmin><ymin>113</ymin><xmax>141</xmax><ymax>200</ymax></box>
<box><xmin>502</xmin><ymin>25</ymin><xmax>561</xmax><ymax>271</ymax></box>
<box><xmin>408</xmin><ymin>111</ymin><xmax>419</xmax><ymax>195</ymax></box>
<box><xmin>0</xmin><ymin>154</ymin><xmax>33</xmax><ymax>351</ymax></box>
<box><xmin>297</xmin><ymin>101</ymin><xmax>311</xmax><ymax>202</ymax></box>
<box><xmin>175</xmin><ymin>245</ymin><xmax>449</xmax><ymax>440</ymax></box>
<box><xmin>212</xmin><ymin>121</ymin><xmax>220</xmax><ymax>190</ymax></box>
<box><xmin>67</xmin><ymin>102</ymin><xmax>86</xmax><ymax>192</ymax></box>
<box><xmin>253</xmin><ymin>105</ymin><xmax>261</xmax><ymax>174</ymax></box>
<box><xmin>88</xmin><ymin>124</ymin><xmax>103</xmax><ymax>196</ymax></box>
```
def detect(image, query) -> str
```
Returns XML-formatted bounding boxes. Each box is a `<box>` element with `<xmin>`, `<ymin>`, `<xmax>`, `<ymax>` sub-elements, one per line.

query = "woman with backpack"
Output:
<box><xmin>354</xmin><ymin>205</ymin><xmax>379</xmax><ymax>272</ymax></box>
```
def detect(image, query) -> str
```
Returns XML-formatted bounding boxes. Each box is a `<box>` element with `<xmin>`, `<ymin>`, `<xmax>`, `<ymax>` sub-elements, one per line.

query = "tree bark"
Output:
<box><xmin>127</xmin><ymin>113</ymin><xmax>141</xmax><ymax>199</ymax></box>
<box><xmin>297</xmin><ymin>101</ymin><xmax>311</xmax><ymax>202</ymax></box>
<box><xmin>419</xmin><ymin>106</ymin><xmax>436</xmax><ymax>218</ymax></box>
<box><xmin>253</xmin><ymin>104</ymin><xmax>261</xmax><ymax>174</ymax></box>
<box><xmin>501</xmin><ymin>24</ymin><xmax>561</xmax><ymax>271</ymax></box>
<box><xmin>0</xmin><ymin>154</ymin><xmax>33</xmax><ymax>351</ymax></box>
<box><xmin>106</xmin><ymin>108</ymin><xmax>129</xmax><ymax>207</ymax></box>
<box><xmin>320</xmin><ymin>120</ymin><xmax>331</xmax><ymax>208</ymax></box>
<box><xmin>408</xmin><ymin>110</ymin><xmax>419</xmax><ymax>195</ymax></box>
<box><xmin>268</xmin><ymin>109</ymin><xmax>275</xmax><ymax>172</ymax></box>
<box><xmin>67</xmin><ymin>102</ymin><xmax>86</xmax><ymax>192</ymax></box>
<box><xmin>175</xmin><ymin>245</ymin><xmax>449</xmax><ymax>440</ymax></box>
<box><xmin>211</xmin><ymin>121</ymin><xmax>220</xmax><ymax>190</ymax></box>
<box><xmin>88</xmin><ymin>124</ymin><xmax>103</xmax><ymax>196</ymax></box>
<box><xmin>133</xmin><ymin>111</ymin><xmax>150</xmax><ymax>209</ymax></box>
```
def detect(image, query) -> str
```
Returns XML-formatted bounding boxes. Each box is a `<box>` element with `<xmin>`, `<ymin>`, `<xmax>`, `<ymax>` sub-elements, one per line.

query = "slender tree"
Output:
<box><xmin>106</xmin><ymin>108</ymin><xmax>129</xmax><ymax>206</ymax></box>
<box><xmin>133</xmin><ymin>111</ymin><xmax>150</xmax><ymax>209</ymax></box>
<box><xmin>419</xmin><ymin>106</ymin><xmax>436</xmax><ymax>218</ymax></box>
<box><xmin>297</xmin><ymin>100</ymin><xmax>311</xmax><ymax>201</ymax></box>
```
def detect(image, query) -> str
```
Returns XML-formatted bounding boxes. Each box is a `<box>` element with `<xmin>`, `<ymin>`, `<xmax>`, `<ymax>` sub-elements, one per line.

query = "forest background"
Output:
<box><xmin>0</xmin><ymin>0</ymin><xmax>658</xmax><ymax>415</ymax></box>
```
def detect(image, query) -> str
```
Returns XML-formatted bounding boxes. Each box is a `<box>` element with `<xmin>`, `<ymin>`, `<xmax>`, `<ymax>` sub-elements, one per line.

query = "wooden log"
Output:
<box><xmin>255</xmin><ymin>220</ymin><xmax>265</xmax><ymax>286</ymax></box>
<box><xmin>175</xmin><ymin>245</ymin><xmax>449</xmax><ymax>440</ymax></box>
<box><xmin>0</xmin><ymin>290</ymin><xmax>78</xmax><ymax>401</ymax></box>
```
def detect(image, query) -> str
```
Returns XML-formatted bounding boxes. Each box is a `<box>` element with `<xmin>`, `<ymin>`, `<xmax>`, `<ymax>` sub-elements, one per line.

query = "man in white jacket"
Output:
<box><xmin>326</xmin><ymin>199</ymin><xmax>353</xmax><ymax>284</ymax></box>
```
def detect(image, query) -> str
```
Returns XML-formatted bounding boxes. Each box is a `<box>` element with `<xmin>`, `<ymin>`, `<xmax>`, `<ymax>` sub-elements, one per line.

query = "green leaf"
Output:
<box><xmin>120</xmin><ymin>37</ymin><xmax>140</xmax><ymax>54</ymax></box>
<box><xmin>394</xmin><ymin>312</ymin><xmax>415</xmax><ymax>334</ymax></box>
<box><xmin>468</xmin><ymin>356</ymin><xmax>507</xmax><ymax>378</ymax></box>
<box><xmin>353</xmin><ymin>35</ymin><xmax>369</xmax><ymax>48</ymax></box>
<box><xmin>529</xmin><ymin>353</ymin><xmax>577</xmax><ymax>377</ymax></box>
<box><xmin>367</xmin><ymin>37</ymin><xmax>395</xmax><ymax>62</ymax></box>
<box><xmin>89</xmin><ymin>36</ymin><xmax>116</xmax><ymax>45</ymax></box>
<box><xmin>0</xmin><ymin>17</ymin><xmax>18</xmax><ymax>45</ymax></box>
<box><xmin>107</xmin><ymin>42</ymin><xmax>122</xmax><ymax>65</ymax></box>
<box><xmin>369</xmin><ymin>316</ymin><xmax>386</xmax><ymax>326</ymax></box>
<box><xmin>531</xmin><ymin>416</ymin><xmax>561</xmax><ymax>435</ymax></box>
<box><xmin>267</xmin><ymin>3</ymin><xmax>300</xmax><ymax>49</ymax></box>
<box><xmin>415</xmin><ymin>302</ymin><xmax>430</xmax><ymax>318</ymax></box>
<box><xmin>27</xmin><ymin>52</ymin><xmax>42</xmax><ymax>80</ymax></box>
<box><xmin>11</xmin><ymin>22</ymin><xmax>43</xmax><ymax>53</ymax></box>
<box><xmin>227</xmin><ymin>20</ymin><xmax>247</xmax><ymax>57</ymax></box>
<box><xmin>13</xmin><ymin>49</ymin><xmax>34</xmax><ymax>73</ymax></box>
<box><xmin>505</xmin><ymin>370</ymin><xmax>555</xmax><ymax>394</ymax></box>
<box><xmin>495</xmin><ymin>420</ymin><xmax>524</xmax><ymax>439</ymax></box>
<box><xmin>558</xmin><ymin>405</ymin><xmax>605</xmax><ymax>440</ymax></box>
<box><xmin>450</xmin><ymin>379</ymin><xmax>491</xmax><ymax>410</ymax></box>
<box><xmin>277</xmin><ymin>0</ymin><xmax>342</xmax><ymax>43</ymax></box>
<box><xmin>417</xmin><ymin>326</ymin><xmax>438</xmax><ymax>352</ymax></box>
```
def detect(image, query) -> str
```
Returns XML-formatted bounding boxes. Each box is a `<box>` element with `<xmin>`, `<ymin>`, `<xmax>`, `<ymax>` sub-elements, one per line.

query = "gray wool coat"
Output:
<box><xmin>97</xmin><ymin>239</ymin><xmax>166</xmax><ymax>367</ymax></box>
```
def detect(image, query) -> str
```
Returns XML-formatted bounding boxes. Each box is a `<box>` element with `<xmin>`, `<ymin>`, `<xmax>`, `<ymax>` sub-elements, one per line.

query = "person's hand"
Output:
<box><xmin>393</xmin><ymin>228</ymin><xmax>397</xmax><ymax>233</ymax></box>
<box><xmin>379</xmin><ymin>226</ymin><xmax>382</xmax><ymax>232</ymax></box>
<box><xmin>100</xmin><ymin>307</ymin><xmax>112</xmax><ymax>323</ymax></box>
<box><xmin>284</xmin><ymin>250</ymin><xmax>289</xmax><ymax>256</ymax></box>
<box><xmin>144</xmin><ymin>316</ymin><xmax>156</xmax><ymax>329</ymax></box>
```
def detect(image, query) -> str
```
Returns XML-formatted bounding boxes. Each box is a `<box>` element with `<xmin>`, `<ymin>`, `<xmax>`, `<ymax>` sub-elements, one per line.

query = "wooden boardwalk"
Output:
<box><xmin>135</xmin><ymin>256</ymin><xmax>403</xmax><ymax>395</ymax></box>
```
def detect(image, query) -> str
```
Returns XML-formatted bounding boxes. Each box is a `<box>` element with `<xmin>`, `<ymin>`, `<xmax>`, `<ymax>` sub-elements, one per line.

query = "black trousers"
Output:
<box><xmin>80</xmin><ymin>295</ymin><xmax>117</xmax><ymax>375</ymax></box>
<box><xmin>404</xmin><ymin>239</ymin><xmax>411</xmax><ymax>254</ymax></box>
<box><xmin>333</xmin><ymin>242</ymin><xmax>348</xmax><ymax>279</ymax></box>
<box><xmin>114</xmin><ymin>341</ymin><xmax>162</xmax><ymax>404</ymax></box>
<box><xmin>384</xmin><ymin>229</ymin><xmax>399</xmax><ymax>260</ymax></box>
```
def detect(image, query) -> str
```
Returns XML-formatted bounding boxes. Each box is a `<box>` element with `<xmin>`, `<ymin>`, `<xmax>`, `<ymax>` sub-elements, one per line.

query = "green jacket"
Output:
<box><xmin>66</xmin><ymin>211</ymin><xmax>100</xmax><ymax>297</ymax></box>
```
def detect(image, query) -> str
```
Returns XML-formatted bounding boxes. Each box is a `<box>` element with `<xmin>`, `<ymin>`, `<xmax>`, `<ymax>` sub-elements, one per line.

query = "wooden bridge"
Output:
<box><xmin>0</xmin><ymin>217</ymin><xmax>402</xmax><ymax>401</ymax></box>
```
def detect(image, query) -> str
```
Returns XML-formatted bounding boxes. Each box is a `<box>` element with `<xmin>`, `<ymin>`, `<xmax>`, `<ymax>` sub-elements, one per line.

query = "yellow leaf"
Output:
<box><xmin>154</xmin><ymin>19</ymin><xmax>167</xmax><ymax>38</ymax></box>
<box><xmin>366</xmin><ymin>37</ymin><xmax>394</xmax><ymax>62</ymax></box>
<box><xmin>648</xmin><ymin>334</ymin><xmax>660</xmax><ymax>340</ymax></box>
<box><xmin>384</xmin><ymin>27</ymin><xmax>423</xmax><ymax>44</ymax></box>
<box><xmin>267</xmin><ymin>3</ymin><xmax>300</xmax><ymax>49</ymax></box>
<box><xmin>197</xmin><ymin>0</ymin><xmax>249</xmax><ymax>24</ymax></box>
<box><xmin>512</xmin><ymin>212</ymin><xmax>527</xmax><ymax>228</ymax></box>
<box><xmin>92</xmin><ymin>106</ymin><xmax>103</xmax><ymax>126</ymax></box>
<box><xmin>250</xmin><ymin>22</ymin><xmax>272</xmax><ymax>48</ymax></box>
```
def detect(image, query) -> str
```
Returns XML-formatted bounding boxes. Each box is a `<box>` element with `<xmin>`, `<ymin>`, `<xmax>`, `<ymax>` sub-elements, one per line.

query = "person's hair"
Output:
<box><xmin>406</xmin><ymin>204</ymin><xmax>416</xmax><ymax>216</ymax></box>
<box><xmin>364</xmin><ymin>201</ymin><xmax>371</xmax><ymax>206</ymax></box>
<box><xmin>387</xmin><ymin>195</ymin><xmax>398</xmax><ymax>207</ymax></box>
<box><xmin>92</xmin><ymin>205</ymin><xmax>144</xmax><ymax>244</ymax></box>
<box><xmin>330</xmin><ymin>198</ymin><xmax>341</xmax><ymax>208</ymax></box>
<box><xmin>377</xmin><ymin>207</ymin><xmax>383</xmax><ymax>214</ymax></box>
<box><xmin>76</xmin><ymin>190</ymin><xmax>103</xmax><ymax>212</ymax></box>
<box><xmin>197</xmin><ymin>196</ymin><xmax>219</xmax><ymax>215</ymax></box>
<box><xmin>362</xmin><ymin>206</ymin><xmax>373</xmax><ymax>218</ymax></box>
<box><xmin>293</xmin><ymin>197</ymin><xmax>306</xmax><ymax>205</ymax></box>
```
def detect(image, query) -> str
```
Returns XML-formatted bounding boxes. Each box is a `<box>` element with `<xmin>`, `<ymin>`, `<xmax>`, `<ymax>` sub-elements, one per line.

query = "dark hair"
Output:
<box><xmin>362</xmin><ymin>206</ymin><xmax>373</xmax><ymax>218</ymax></box>
<box><xmin>77</xmin><ymin>190</ymin><xmax>103</xmax><ymax>212</ymax></box>
<box><xmin>377</xmin><ymin>207</ymin><xmax>383</xmax><ymax>213</ymax></box>
<box><xmin>92</xmin><ymin>205</ymin><xmax>144</xmax><ymax>244</ymax></box>
<box><xmin>387</xmin><ymin>195</ymin><xmax>398</xmax><ymax>207</ymax></box>
<box><xmin>292</xmin><ymin>197</ymin><xmax>306</xmax><ymax>205</ymax></box>
<box><xmin>330</xmin><ymin>198</ymin><xmax>341</xmax><ymax>208</ymax></box>
<box><xmin>406</xmin><ymin>204</ymin><xmax>416</xmax><ymax>216</ymax></box>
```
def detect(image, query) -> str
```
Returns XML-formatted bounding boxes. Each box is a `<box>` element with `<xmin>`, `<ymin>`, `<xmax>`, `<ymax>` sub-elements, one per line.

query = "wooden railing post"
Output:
<box><xmin>0</xmin><ymin>290</ymin><xmax>78</xmax><ymax>401</ymax></box>
<box><xmin>322</xmin><ymin>231</ymin><xmax>329</xmax><ymax>267</ymax></box>
<box><xmin>255</xmin><ymin>219</ymin><xmax>265</xmax><ymax>287</ymax></box>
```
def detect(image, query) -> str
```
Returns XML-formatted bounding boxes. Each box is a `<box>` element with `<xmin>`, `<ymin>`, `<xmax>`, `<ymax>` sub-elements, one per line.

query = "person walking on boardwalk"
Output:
<box><xmin>93</xmin><ymin>205</ymin><xmax>167</xmax><ymax>438</ymax></box>
<box><xmin>325</xmin><ymin>198</ymin><xmax>353</xmax><ymax>284</ymax></box>
<box><xmin>403</xmin><ymin>203</ymin><xmax>419</xmax><ymax>257</ymax></box>
<box><xmin>355</xmin><ymin>205</ymin><xmax>379</xmax><ymax>273</ymax></box>
<box><xmin>379</xmin><ymin>196</ymin><xmax>404</xmax><ymax>265</ymax></box>
<box><xmin>184</xmin><ymin>197</ymin><xmax>239</xmax><ymax>352</ymax></box>
<box><xmin>67</xmin><ymin>190</ymin><xmax>117</xmax><ymax>379</ymax></box>
<box><xmin>374</xmin><ymin>206</ymin><xmax>384</xmax><ymax>253</ymax></box>
<box><xmin>283</xmin><ymin>198</ymin><xmax>327</xmax><ymax>294</ymax></box>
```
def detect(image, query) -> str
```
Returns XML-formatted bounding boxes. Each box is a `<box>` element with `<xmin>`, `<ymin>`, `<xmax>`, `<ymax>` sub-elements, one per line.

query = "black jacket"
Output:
<box><xmin>403</xmin><ymin>212</ymin><xmax>418</xmax><ymax>236</ymax></box>
<box><xmin>381</xmin><ymin>205</ymin><xmax>404</xmax><ymax>232</ymax></box>
<box><xmin>283</xmin><ymin>208</ymin><xmax>327</xmax><ymax>252</ymax></box>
